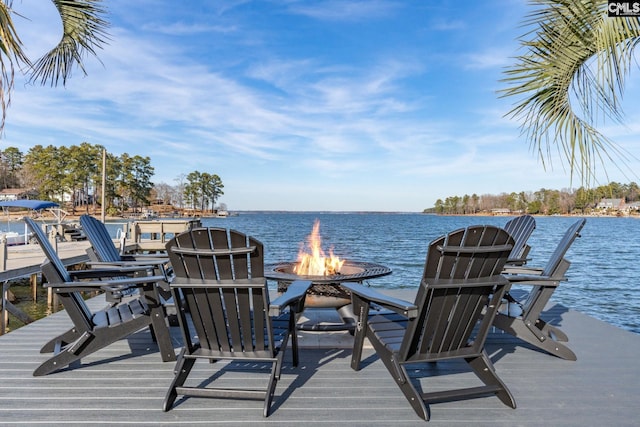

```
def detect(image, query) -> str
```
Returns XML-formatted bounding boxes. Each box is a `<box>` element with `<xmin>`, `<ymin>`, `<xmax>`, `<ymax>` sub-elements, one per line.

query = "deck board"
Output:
<box><xmin>0</xmin><ymin>293</ymin><xmax>639</xmax><ymax>426</ymax></box>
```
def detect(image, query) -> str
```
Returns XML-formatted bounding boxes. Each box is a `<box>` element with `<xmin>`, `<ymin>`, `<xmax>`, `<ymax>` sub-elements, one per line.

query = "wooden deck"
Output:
<box><xmin>0</xmin><ymin>291</ymin><xmax>639</xmax><ymax>426</ymax></box>
<box><xmin>0</xmin><ymin>240</ymin><xmax>92</xmax><ymax>281</ymax></box>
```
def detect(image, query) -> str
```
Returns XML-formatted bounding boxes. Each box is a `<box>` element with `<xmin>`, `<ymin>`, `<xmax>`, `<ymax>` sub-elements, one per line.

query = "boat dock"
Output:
<box><xmin>0</xmin><ymin>218</ymin><xmax>195</xmax><ymax>333</ymax></box>
<box><xmin>0</xmin><ymin>289</ymin><xmax>638</xmax><ymax>426</ymax></box>
<box><xmin>1</xmin><ymin>240</ymin><xmax>92</xmax><ymax>334</ymax></box>
<box><xmin>0</xmin><ymin>240</ymin><xmax>92</xmax><ymax>280</ymax></box>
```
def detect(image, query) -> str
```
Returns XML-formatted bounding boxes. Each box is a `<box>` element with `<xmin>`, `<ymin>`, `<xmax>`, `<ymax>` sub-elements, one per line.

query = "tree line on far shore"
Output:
<box><xmin>1</xmin><ymin>143</ymin><xmax>224</xmax><ymax>216</ymax></box>
<box><xmin>425</xmin><ymin>182</ymin><xmax>640</xmax><ymax>215</ymax></box>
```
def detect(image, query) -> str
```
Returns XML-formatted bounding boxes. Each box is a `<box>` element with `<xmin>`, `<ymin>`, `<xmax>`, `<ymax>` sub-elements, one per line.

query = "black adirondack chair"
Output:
<box><xmin>24</xmin><ymin>217</ymin><xmax>176</xmax><ymax>376</ymax></box>
<box><xmin>162</xmin><ymin>227</ymin><xmax>311</xmax><ymax>416</ymax></box>
<box><xmin>494</xmin><ymin>218</ymin><xmax>586</xmax><ymax>361</ymax></box>
<box><xmin>80</xmin><ymin>214</ymin><xmax>129</xmax><ymax>263</ymax></box>
<box><xmin>504</xmin><ymin>214</ymin><xmax>536</xmax><ymax>265</ymax></box>
<box><xmin>343</xmin><ymin>225</ymin><xmax>516</xmax><ymax>421</ymax></box>
<box><xmin>79</xmin><ymin>214</ymin><xmax>172</xmax><ymax>303</ymax></box>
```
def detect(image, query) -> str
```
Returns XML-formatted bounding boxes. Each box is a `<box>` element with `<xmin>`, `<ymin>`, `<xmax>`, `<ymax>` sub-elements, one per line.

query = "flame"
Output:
<box><xmin>294</xmin><ymin>219</ymin><xmax>345</xmax><ymax>276</ymax></box>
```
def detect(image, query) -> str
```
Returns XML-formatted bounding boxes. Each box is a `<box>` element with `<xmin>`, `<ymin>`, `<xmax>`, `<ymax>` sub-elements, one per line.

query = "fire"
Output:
<box><xmin>294</xmin><ymin>220</ymin><xmax>345</xmax><ymax>276</ymax></box>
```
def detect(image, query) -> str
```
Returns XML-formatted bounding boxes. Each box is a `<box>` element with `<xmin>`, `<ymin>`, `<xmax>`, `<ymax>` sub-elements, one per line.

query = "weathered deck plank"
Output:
<box><xmin>0</xmin><ymin>293</ymin><xmax>639</xmax><ymax>426</ymax></box>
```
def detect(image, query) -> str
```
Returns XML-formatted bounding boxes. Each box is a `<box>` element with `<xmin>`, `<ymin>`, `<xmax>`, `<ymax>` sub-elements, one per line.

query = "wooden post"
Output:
<box><xmin>101</xmin><ymin>148</ymin><xmax>106</xmax><ymax>223</ymax></box>
<box><xmin>0</xmin><ymin>237</ymin><xmax>6</xmax><ymax>271</ymax></box>
<box><xmin>46</xmin><ymin>224</ymin><xmax>58</xmax><ymax>253</ymax></box>
<box><xmin>31</xmin><ymin>273</ymin><xmax>38</xmax><ymax>301</ymax></box>
<box><xmin>45</xmin><ymin>224</ymin><xmax>57</xmax><ymax>310</ymax></box>
<box><xmin>131</xmin><ymin>222</ymin><xmax>139</xmax><ymax>243</ymax></box>
<box><xmin>1</xmin><ymin>281</ymin><xmax>8</xmax><ymax>335</ymax></box>
<box><xmin>47</xmin><ymin>286</ymin><xmax>54</xmax><ymax>309</ymax></box>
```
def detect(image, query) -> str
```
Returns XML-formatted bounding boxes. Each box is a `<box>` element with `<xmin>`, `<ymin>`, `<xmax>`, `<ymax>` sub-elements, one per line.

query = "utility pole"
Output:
<box><xmin>101</xmin><ymin>149</ymin><xmax>106</xmax><ymax>222</ymax></box>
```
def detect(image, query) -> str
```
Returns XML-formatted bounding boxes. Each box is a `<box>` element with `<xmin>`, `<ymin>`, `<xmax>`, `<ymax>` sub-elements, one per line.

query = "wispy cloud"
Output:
<box><xmin>464</xmin><ymin>48</ymin><xmax>514</xmax><ymax>69</ymax></box>
<box><xmin>429</xmin><ymin>18</ymin><xmax>466</xmax><ymax>31</ymax></box>
<box><xmin>145</xmin><ymin>22</ymin><xmax>238</xmax><ymax>35</ymax></box>
<box><xmin>286</xmin><ymin>0</ymin><xmax>402</xmax><ymax>22</ymax></box>
<box><xmin>4</xmin><ymin>0</ymin><xmax>637</xmax><ymax>211</ymax></box>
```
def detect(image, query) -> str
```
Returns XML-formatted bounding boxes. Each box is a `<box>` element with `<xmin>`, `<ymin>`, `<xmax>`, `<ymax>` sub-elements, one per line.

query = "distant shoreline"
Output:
<box><xmin>1</xmin><ymin>210</ymin><xmax>634</xmax><ymax>221</ymax></box>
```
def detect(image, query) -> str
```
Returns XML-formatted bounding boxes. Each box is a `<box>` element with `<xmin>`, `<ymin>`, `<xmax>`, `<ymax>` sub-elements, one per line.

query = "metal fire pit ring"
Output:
<box><xmin>265</xmin><ymin>260</ymin><xmax>392</xmax><ymax>331</ymax></box>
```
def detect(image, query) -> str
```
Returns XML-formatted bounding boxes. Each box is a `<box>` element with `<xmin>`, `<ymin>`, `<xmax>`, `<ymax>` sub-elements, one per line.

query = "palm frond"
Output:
<box><xmin>501</xmin><ymin>0</ymin><xmax>640</xmax><ymax>185</ymax></box>
<box><xmin>30</xmin><ymin>0</ymin><xmax>109</xmax><ymax>86</ymax></box>
<box><xmin>0</xmin><ymin>0</ymin><xmax>31</xmax><ymax>132</ymax></box>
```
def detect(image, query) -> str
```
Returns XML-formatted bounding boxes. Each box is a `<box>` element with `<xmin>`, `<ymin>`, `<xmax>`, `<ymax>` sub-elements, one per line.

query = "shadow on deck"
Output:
<box><xmin>0</xmin><ymin>292</ymin><xmax>638</xmax><ymax>426</ymax></box>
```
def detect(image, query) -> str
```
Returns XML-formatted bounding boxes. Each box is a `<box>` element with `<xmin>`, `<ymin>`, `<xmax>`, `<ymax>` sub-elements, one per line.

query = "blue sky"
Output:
<box><xmin>4</xmin><ymin>0</ymin><xmax>640</xmax><ymax>212</ymax></box>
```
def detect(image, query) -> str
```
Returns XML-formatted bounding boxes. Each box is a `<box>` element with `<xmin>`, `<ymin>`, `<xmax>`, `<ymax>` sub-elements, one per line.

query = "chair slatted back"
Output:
<box><xmin>402</xmin><ymin>225</ymin><xmax>513</xmax><ymax>362</ymax></box>
<box><xmin>25</xmin><ymin>218</ymin><xmax>72</xmax><ymax>282</ymax></box>
<box><xmin>519</xmin><ymin>218</ymin><xmax>586</xmax><ymax>314</ymax></box>
<box><xmin>80</xmin><ymin>214</ymin><xmax>122</xmax><ymax>263</ymax></box>
<box><xmin>166</xmin><ymin>228</ymin><xmax>274</xmax><ymax>357</ymax></box>
<box><xmin>504</xmin><ymin>214</ymin><xmax>536</xmax><ymax>261</ymax></box>
<box><xmin>24</xmin><ymin>217</ymin><xmax>94</xmax><ymax>330</ymax></box>
<box><xmin>540</xmin><ymin>219</ymin><xmax>586</xmax><ymax>278</ymax></box>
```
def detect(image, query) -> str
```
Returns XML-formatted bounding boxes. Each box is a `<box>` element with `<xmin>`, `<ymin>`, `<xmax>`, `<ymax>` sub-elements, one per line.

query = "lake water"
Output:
<box><xmin>184</xmin><ymin>212</ymin><xmax>638</xmax><ymax>335</ymax></box>
<box><xmin>10</xmin><ymin>212</ymin><xmax>631</xmax><ymax>334</ymax></box>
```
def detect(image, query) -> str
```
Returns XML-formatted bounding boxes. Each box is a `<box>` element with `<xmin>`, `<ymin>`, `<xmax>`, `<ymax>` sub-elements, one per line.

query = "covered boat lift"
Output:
<box><xmin>0</xmin><ymin>200</ymin><xmax>62</xmax><ymax>246</ymax></box>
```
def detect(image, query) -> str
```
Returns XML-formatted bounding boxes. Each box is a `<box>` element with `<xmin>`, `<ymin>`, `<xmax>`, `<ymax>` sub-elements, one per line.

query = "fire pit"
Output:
<box><xmin>265</xmin><ymin>260</ymin><xmax>391</xmax><ymax>331</ymax></box>
<box><xmin>267</xmin><ymin>260</ymin><xmax>391</xmax><ymax>304</ymax></box>
<box><xmin>264</xmin><ymin>220</ymin><xmax>391</xmax><ymax>331</ymax></box>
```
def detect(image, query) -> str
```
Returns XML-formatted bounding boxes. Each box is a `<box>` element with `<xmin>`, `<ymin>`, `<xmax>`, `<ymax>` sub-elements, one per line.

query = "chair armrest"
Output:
<box><xmin>342</xmin><ymin>283</ymin><xmax>418</xmax><ymax>318</ymax></box>
<box><xmin>121</xmin><ymin>253</ymin><xmax>169</xmax><ymax>261</ymax></box>
<box><xmin>85</xmin><ymin>260</ymin><xmax>171</xmax><ymax>284</ymax></box>
<box><xmin>269</xmin><ymin>280</ymin><xmax>311</xmax><ymax>316</ymax></box>
<box><xmin>503</xmin><ymin>265</ymin><xmax>544</xmax><ymax>275</ymax></box>
<box><xmin>506</xmin><ymin>257</ymin><xmax>531</xmax><ymax>265</ymax></box>
<box><xmin>68</xmin><ymin>265</ymin><xmax>156</xmax><ymax>280</ymax></box>
<box><xmin>46</xmin><ymin>274</ymin><xmax>167</xmax><ymax>292</ymax></box>
<box><xmin>87</xmin><ymin>259</ymin><xmax>168</xmax><ymax>268</ymax></box>
<box><xmin>505</xmin><ymin>274</ymin><xmax>565</xmax><ymax>285</ymax></box>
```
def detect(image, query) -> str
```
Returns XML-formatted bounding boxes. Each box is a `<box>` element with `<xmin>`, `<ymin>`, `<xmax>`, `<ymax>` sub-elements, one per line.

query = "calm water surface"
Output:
<box><xmin>185</xmin><ymin>213</ymin><xmax>639</xmax><ymax>335</ymax></box>
<box><xmin>32</xmin><ymin>213</ymin><xmax>619</xmax><ymax>335</ymax></box>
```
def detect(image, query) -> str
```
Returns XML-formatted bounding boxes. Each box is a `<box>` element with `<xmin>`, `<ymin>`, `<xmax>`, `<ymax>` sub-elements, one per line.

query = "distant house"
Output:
<box><xmin>0</xmin><ymin>188</ymin><xmax>37</xmax><ymax>201</ymax></box>
<box><xmin>491</xmin><ymin>208</ymin><xmax>511</xmax><ymax>215</ymax></box>
<box><xmin>596</xmin><ymin>198</ymin><xmax>626</xmax><ymax>211</ymax></box>
<box><xmin>627</xmin><ymin>201</ymin><xmax>640</xmax><ymax>211</ymax></box>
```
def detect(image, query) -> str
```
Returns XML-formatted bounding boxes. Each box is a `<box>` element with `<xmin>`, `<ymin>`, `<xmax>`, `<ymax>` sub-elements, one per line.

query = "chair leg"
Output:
<box><xmin>350</xmin><ymin>299</ymin><xmax>370</xmax><ymax>371</ymax></box>
<box><xmin>493</xmin><ymin>313</ymin><xmax>576</xmax><ymax>360</ymax></box>
<box><xmin>163</xmin><ymin>355</ymin><xmax>196</xmax><ymax>411</ymax></box>
<box><xmin>35</xmin><ymin>314</ymin><xmax>155</xmax><ymax>376</ymax></box>
<box><xmin>39</xmin><ymin>327</ymin><xmax>80</xmax><ymax>353</ymax></box>
<box><xmin>350</xmin><ymin>329</ymin><xmax>367</xmax><ymax>371</ymax></box>
<box><xmin>389</xmin><ymin>360</ymin><xmax>430</xmax><ymax>421</ymax></box>
<box><xmin>536</xmin><ymin>318</ymin><xmax>569</xmax><ymax>342</ymax></box>
<box><xmin>528</xmin><ymin>330</ymin><xmax>575</xmax><ymax>360</ymax></box>
<box><xmin>466</xmin><ymin>352</ymin><xmax>516</xmax><ymax>409</ymax></box>
<box><xmin>368</xmin><ymin>334</ymin><xmax>429</xmax><ymax>421</ymax></box>
<box><xmin>33</xmin><ymin>331</ymin><xmax>95</xmax><ymax>376</ymax></box>
<box><xmin>142</xmin><ymin>284</ymin><xmax>176</xmax><ymax>362</ymax></box>
<box><xmin>289</xmin><ymin>313</ymin><xmax>299</xmax><ymax>367</ymax></box>
<box><xmin>263</xmin><ymin>359</ymin><xmax>279</xmax><ymax>417</ymax></box>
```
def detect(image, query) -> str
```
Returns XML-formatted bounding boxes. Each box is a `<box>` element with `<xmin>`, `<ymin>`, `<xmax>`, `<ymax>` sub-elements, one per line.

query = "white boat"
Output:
<box><xmin>0</xmin><ymin>230</ymin><xmax>33</xmax><ymax>246</ymax></box>
<box><xmin>139</xmin><ymin>208</ymin><xmax>158</xmax><ymax>219</ymax></box>
<box><xmin>0</xmin><ymin>199</ymin><xmax>60</xmax><ymax>245</ymax></box>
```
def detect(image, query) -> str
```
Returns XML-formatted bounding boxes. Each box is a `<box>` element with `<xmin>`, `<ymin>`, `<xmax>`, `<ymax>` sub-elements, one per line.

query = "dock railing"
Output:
<box><xmin>125</xmin><ymin>219</ymin><xmax>201</xmax><ymax>252</ymax></box>
<box><xmin>1</xmin><ymin>218</ymin><xmax>202</xmax><ymax>334</ymax></box>
<box><xmin>1</xmin><ymin>223</ymin><xmax>90</xmax><ymax>335</ymax></box>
